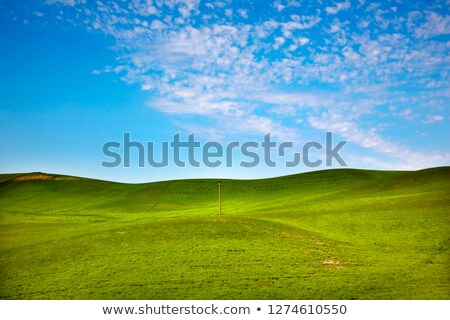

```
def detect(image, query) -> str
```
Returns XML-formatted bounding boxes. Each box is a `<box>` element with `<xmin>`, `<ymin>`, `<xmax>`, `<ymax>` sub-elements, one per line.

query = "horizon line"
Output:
<box><xmin>1</xmin><ymin>166</ymin><xmax>449</xmax><ymax>185</ymax></box>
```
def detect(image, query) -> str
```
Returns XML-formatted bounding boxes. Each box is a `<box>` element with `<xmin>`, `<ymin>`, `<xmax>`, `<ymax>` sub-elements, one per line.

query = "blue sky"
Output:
<box><xmin>0</xmin><ymin>0</ymin><xmax>449</xmax><ymax>182</ymax></box>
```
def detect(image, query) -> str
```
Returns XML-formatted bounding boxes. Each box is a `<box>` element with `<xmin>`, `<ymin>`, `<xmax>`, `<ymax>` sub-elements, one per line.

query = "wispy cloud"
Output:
<box><xmin>37</xmin><ymin>0</ymin><xmax>450</xmax><ymax>168</ymax></box>
<box><xmin>46</xmin><ymin>0</ymin><xmax>85</xmax><ymax>6</ymax></box>
<box><xmin>414</xmin><ymin>11</ymin><xmax>450</xmax><ymax>39</ymax></box>
<box><xmin>325</xmin><ymin>1</ymin><xmax>351</xmax><ymax>15</ymax></box>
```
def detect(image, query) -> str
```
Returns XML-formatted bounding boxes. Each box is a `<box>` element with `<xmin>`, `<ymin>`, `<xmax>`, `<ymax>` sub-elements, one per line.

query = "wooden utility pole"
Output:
<box><xmin>218</xmin><ymin>179</ymin><xmax>222</xmax><ymax>216</ymax></box>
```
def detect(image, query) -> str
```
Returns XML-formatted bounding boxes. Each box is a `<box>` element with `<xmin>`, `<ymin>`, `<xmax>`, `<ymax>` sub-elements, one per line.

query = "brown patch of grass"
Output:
<box><xmin>322</xmin><ymin>259</ymin><xmax>339</xmax><ymax>265</ymax></box>
<box><xmin>14</xmin><ymin>174</ymin><xmax>54</xmax><ymax>181</ymax></box>
<box><xmin>322</xmin><ymin>259</ymin><xmax>344</xmax><ymax>269</ymax></box>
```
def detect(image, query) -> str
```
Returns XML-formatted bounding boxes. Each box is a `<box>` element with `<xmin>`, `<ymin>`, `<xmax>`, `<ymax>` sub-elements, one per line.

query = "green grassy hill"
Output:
<box><xmin>0</xmin><ymin>168</ymin><xmax>449</xmax><ymax>299</ymax></box>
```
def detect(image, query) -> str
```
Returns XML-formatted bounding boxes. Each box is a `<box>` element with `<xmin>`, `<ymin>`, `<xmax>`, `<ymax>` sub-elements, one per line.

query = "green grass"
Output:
<box><xmin>0</xmin><ymin>168</ymin><xmax>449</xmax><ymax>299</ymax></box>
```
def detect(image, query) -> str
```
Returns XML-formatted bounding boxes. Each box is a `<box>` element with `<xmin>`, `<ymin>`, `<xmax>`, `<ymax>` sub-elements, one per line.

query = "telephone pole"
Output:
<box><xmin>218</xmin><ymin>179</ymin><xmax>222</xmax><ymax>216</ymax></box>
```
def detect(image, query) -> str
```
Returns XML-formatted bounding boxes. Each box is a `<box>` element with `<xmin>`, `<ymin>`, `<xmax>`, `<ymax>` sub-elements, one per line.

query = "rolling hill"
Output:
<box><xmin>0</xmin><ymin>168</ymin><xmax>449</xmax><ymax>299</ymax></box>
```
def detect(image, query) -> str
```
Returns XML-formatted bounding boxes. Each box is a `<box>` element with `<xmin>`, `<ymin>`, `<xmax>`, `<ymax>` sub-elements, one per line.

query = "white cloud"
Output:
<box><xmin>274</xmin><ymin>36</ymin><xmax>285</xmax><ymax>49</ymax></box>
<box><xmin>423</xmin><ymin>114</ymin><xmax>444</xmax><ymax>124</ymax></box>
<box><xmin>325</xmin><ymin>1</ymin><xmax>351</xmax><ymax>15</ymax></box>
<box><xmin>281</xmin><ymin>15</ymin><xmax>321</xmax><ymax>37</ymax></box>
<box><xmin>398</xmin><ymin>109</ymin><xmax>414</xmax><ymax>121</ymax></box>
<box><xmin>297</xmin><ymin>36</ymin><xmax>309</xmax><ymax>45</ymax></box>
<box><xmin>415</xmin><ymin>11</ymin><xmax>450</xmax><ymax>39</ymax></box>
<box><xmin>269</xmin><ymin>105</ymin><xmax>297</xmax><ymax>116</ymax></box>
<box><xmin>237</xmin><ymin>9</ymin><xmax>248</xmax><ymax>19</ymax></box>
<box><xmin>46</xmin><ymin>0</ymin><xmax>85</xmax><ymax>6</ymax></box>
<box><xmin>307</xmin><ymin>111</ymin><xmax>449</xmax><ymax>170</ymax></box>
<box><xmin>129</xmin><ymin>0</ymin><xmax>159</xmax><ymax>16</ymax></box>
<box><xmin>273</xmin><ymin>0</ymin><xmax>301</xmax><ymax>12</ymax></box>
<box><xmin>150</xmin><ymin>19</ymin><xmax>166</xmax><ymax>29</ymax></box>
<box><xmin>43</xmin><ymin>0</ymin><xmax>450</xmax><ymax>169</ymax></box>
<box><xmin>366</xmin><ymin>2</ymin><xmax>381</xmax><ymax>12</ymax></box>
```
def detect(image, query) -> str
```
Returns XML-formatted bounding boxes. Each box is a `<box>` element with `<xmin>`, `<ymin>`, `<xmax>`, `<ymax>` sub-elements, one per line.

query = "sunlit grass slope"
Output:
<box><xmin>0</xmin><ymin>168</ymin><xmax>449</xmax><ymax>299</ymax></box>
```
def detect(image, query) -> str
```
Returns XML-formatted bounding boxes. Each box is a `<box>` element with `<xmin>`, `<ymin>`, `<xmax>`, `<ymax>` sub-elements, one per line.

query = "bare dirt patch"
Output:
<box><xmin>322</xmin><ymin>259</ymin><xmax>339</xmax><ymax>265</ymax></box>
<box><xmin>322</xmin><ymin>259</ymin><xmax>344</xmax><ymax>269</ymax></box>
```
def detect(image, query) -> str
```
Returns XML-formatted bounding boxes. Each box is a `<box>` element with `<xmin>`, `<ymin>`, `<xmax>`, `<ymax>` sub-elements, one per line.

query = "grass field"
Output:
<box><xmin>0</xmin><ymin>168</ymin><xmax>449</xmax><ymax>299</ymax></box>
